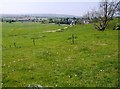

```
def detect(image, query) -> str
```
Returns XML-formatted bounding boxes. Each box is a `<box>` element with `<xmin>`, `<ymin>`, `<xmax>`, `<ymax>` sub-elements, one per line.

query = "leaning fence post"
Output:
<box><xmin>72</xmin><ymin>34</ymin><xmax>75</xmax><ymax>44</ymax></box>
<box><xmin>32</xmin><ymin>38</ymin><xmax>35</xmax><ymax>46</ymax></box>
<box><xmin>13</xmin><ymin>42</ymin><xmax>16</xmax><ymax>47</ymax></box>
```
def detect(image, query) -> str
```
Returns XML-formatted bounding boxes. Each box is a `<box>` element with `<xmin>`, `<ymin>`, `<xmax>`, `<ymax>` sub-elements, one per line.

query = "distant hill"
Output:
<box><xmin>0</xmin><ymin>14</ymin><xmax>81</xmax><ymax>18</ymax></box>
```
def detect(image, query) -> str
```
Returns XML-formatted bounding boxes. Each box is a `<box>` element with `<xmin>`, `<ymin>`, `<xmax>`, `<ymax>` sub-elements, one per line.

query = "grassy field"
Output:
<box><xmin>2</xmin><ymin>21</ymin><xmax>119</xmax><ymax>87</ymax></box>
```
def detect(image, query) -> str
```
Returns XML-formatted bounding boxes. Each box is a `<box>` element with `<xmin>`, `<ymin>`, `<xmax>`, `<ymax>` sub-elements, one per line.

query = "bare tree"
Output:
<box><xmin>92</xmin><ymin>0</ymin><xmax>120</xmax><ymax>31</ymax></box>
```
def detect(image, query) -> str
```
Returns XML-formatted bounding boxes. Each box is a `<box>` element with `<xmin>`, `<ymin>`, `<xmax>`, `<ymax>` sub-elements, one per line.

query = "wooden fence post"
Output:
<box><xmin>32</xmin><ymin>38</ymin><xmax>35</xmax><ymax>46</ymax></box>
<box><xmin>13</xmin><ymin>42</ymin><xmax>16</xmax><ymax>47</ymax></box>
<box><xmin>72</xmin><ymin>34</ymin><xmax>75</xmax><ymax>44</ymax></box>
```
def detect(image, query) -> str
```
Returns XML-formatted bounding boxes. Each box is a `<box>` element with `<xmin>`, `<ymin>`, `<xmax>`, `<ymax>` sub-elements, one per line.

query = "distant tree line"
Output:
<box><xmin>1</xmin><ymin>18</ymin><xmax>16</xmax><ymax>23</ymax></box>
<box><xmin>49</xmin><ymin>17</ymin><xmax>83</xmax><ymax>25</ymax></box>
<box><xmin>1</xmin><ymin>17</ymin><xmax>83</xmax><ymax>25</ymax></box>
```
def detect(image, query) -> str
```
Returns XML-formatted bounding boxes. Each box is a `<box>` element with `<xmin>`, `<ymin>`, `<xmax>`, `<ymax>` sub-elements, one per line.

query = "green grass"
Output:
<box><xmin>0</xmin><ymin>22</ymin><xmax>2</xmax><ymax>89</ymax></box>
<box><xmin>2</xmin><ymin>21</ymin><xmax>119</xmax><ymax>87</ymax></box>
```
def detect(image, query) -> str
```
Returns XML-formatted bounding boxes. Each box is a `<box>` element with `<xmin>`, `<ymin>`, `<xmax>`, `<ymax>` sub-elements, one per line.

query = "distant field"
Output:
<box><xmin>2</xmin><ymin>22</ymin><xmax>119</xmax><ymax>87</ymax></box>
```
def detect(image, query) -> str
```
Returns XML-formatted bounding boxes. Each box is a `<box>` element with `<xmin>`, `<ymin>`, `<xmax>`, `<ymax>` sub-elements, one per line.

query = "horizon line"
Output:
<box><xmin>0</xmin><ymin>13</ymin><xmax>82</xmax><ymax>17</ymax></box>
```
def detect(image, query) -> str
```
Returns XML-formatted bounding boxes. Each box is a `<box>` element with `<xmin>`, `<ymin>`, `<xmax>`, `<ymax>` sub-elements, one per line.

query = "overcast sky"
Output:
<box><xmin>0</xmin><ymin>0</ymin><xmax>100</xmax><ymax>16</ymax></box>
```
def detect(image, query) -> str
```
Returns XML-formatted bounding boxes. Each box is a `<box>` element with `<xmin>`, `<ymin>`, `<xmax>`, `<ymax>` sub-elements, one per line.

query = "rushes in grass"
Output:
<box><xmin>56</xmin><ymin>52</ymin><xmax>59</xmax><ymax>54</ymax></box>
<box><xmin>12</xmin><ymin>69</ymin><xmax>14</xmax><ymax>72</ymax></box>
<box><xmin>8</xmin><ymin>65</ymin><xmax>10</xmax><ymax>68</ymax></box>
<box><xmin>55</xmin><ymin>84</ymin><xmax>58</xmax><ymax>87</ymax></box>
<box><xmin>3</xmin><ymin>64</ymin><xmax>5</xmax><ymax>66</ymax></box>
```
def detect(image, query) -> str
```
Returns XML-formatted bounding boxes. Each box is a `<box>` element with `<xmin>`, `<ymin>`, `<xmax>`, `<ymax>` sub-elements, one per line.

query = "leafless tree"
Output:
<box><xmin>92</xmin><ymin>0</ymin><xmax>120</xmax><ymax>31</ymax></box>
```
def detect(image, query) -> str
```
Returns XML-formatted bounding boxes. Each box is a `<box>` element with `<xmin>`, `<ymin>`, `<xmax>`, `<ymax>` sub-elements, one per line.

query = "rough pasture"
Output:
<box><xmin>2</xmin><ymin>22</ymin><xmax>119</xmax><ymax>87</ymax></box>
